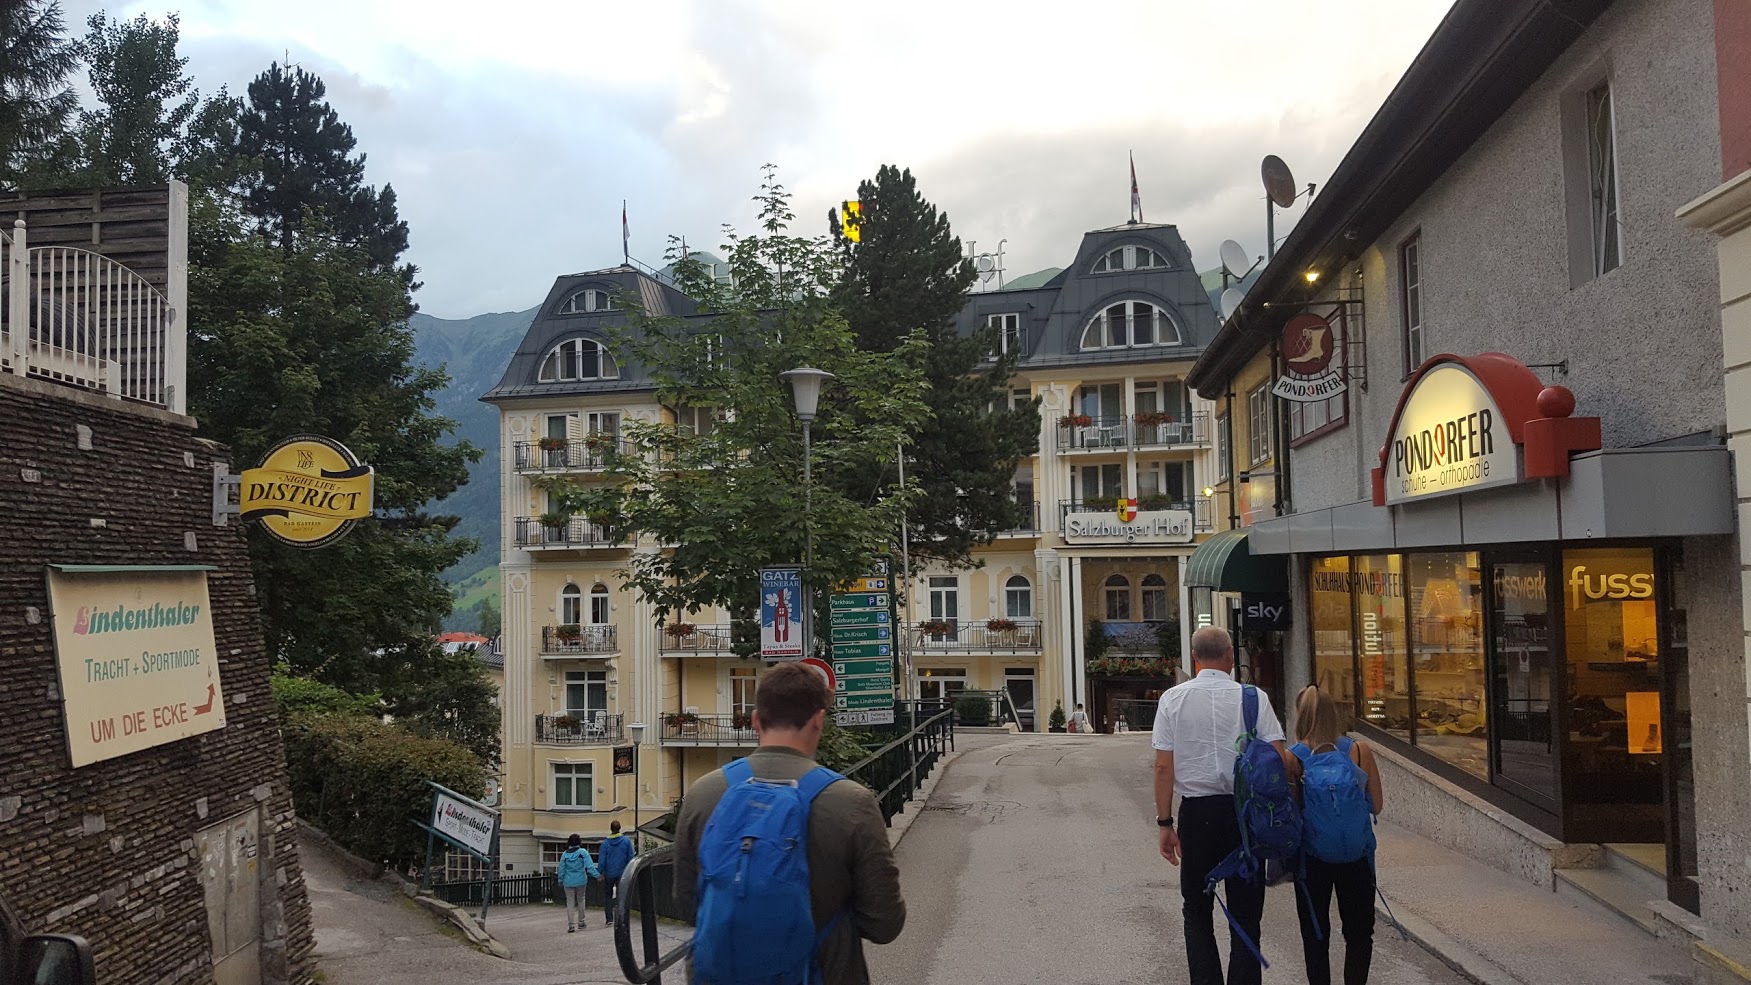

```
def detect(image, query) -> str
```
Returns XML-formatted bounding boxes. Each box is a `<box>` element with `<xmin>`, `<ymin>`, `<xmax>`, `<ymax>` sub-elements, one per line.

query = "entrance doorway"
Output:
<box><xmin>195</xmin><ymin>809</ymin><xmax>263</xmax><ymax>985</ymax></box>
<box><xmin>1004</xmin><ymin>668</ymin><xmax>1036</xmax><ymax>731</ymax></box>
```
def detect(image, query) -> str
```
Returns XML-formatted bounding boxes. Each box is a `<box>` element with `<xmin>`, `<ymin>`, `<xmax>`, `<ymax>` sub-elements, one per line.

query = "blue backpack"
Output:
<box><xmin>693</xmin><ymin>759</ymin><xmax>842</xmax><ymax>985</ymax></box>
<box><xmin>1294</xmin><ymin>737</ymin><xmax>1375</xmax><ymax>863</ymax></box>
<box><xmin>1206</xmin><ymin>685</ymin><xmax>1308</xmax><ymax>969</ymax></box>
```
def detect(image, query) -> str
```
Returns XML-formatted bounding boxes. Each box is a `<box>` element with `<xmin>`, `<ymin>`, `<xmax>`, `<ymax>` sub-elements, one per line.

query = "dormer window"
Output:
<box><xmin>538</xmin><ymin>337</ymin><xmax>618</xmax><ymax>382</ymax></box>
<box><xmin>560</xmin><ymin>288</ymin><xmax>615</xmax><ymax>314</ymax></box>
<box><xmin>1080</xmin><ymin>301</ymin><xmax>1182</xmax><ymax>349</ymax></box>
<box><xmin>1091</xmin><ymin>246</ymin><xmax>1171</xmax><ymax>273</ymax></box>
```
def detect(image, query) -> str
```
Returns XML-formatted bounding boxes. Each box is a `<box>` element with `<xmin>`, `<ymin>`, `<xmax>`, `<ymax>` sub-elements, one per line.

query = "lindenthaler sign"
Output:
<box><xmin>239</xmin><ymin>435</ymin><xmax>375</xmax><ymax>548</ymax></box>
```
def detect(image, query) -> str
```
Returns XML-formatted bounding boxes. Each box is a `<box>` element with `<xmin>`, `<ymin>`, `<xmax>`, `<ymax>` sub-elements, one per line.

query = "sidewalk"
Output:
<box><xmin>1372</xmin><ymin>819</ymin><xmax>1692</xmax><ymax>985</ymax></box>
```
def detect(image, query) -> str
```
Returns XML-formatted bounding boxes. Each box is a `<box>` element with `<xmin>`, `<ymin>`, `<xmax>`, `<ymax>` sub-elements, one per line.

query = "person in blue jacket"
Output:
<box><xmin>597</xmin><ymin>820</ymin><xmax>636</xmax><ymax>926</ymax></box>
<box><xmin>557</xmin><ymin>833</ymin><xmax>600</xmax><ymax>933</ymax></box>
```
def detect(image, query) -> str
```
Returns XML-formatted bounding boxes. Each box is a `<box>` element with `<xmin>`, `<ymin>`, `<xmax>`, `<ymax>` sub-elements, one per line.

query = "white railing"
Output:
<box><xmin>0</xmin><ymin>219</ymin><xmax>184</xmax><ymax>412</ymax></box>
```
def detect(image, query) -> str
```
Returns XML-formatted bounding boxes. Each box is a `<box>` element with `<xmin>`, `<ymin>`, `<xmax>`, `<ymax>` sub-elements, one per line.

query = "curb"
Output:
<box><xmin>886</xmin><ymin>749</ymin><xmax>967</xmax><ymax>849</ymax></box>
<box><xmin>1376</xmin><ymin>893</ymin><xmax>1521</xmax><ymax>985</ymax></box>
<box><xmin>412</xmin><ymin>895</ymin><xmax>514</xmax><ymax>960</ymax></box>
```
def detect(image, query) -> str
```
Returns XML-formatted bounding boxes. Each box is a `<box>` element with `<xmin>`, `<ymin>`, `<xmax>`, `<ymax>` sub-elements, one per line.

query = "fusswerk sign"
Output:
<box><xmin>239</xmin><ymin>435</ymin><xmax>375</xmax><ymax>548</ymax></box>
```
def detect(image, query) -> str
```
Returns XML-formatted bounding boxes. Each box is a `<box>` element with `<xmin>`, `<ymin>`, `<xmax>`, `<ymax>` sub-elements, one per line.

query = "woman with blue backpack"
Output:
<box><xmin>1291</xmin><ymin>686</ymin><xmax>1385</xmax><ymax>985</ymax></box>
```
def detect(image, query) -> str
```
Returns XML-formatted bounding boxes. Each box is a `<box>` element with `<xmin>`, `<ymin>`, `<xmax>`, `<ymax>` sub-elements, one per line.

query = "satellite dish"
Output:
<box><xmin>1220</xmin><ymin>287</ymin><xmax>1246</xmax><ymax>321</ymax></box>
<box><xmin>1220</xmin><ymin>240</ymin><xmax>1250</xmax><ymax>280</ymax></box>
<box><xmin>1262</xmin><ymin>155</ymin><xmax>1298</xmax><ymax>209</ymax></box>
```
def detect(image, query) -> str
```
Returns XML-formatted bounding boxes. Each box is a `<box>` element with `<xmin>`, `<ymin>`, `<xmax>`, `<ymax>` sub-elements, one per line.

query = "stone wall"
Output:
<box><xmin>0</xmin><ymin>374</ymin><xmax>315</xmax><ymax>985</ymax></box>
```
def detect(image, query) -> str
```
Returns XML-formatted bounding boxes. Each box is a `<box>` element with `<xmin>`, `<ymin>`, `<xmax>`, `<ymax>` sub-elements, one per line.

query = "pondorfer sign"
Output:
<box><xmin>1271</xmin><ymin>312</ymin><xmax>1346</xmax><ymax>402</ymax></box>
<box><xmin>1370</xmin><ymin>352</ymin><xmax>1601</xmax><ymax>507</ymax></box>
<box><xmin>239</xmin><ymin>435</ymin><xmax>375</xmax><ymax>548</ymax></box>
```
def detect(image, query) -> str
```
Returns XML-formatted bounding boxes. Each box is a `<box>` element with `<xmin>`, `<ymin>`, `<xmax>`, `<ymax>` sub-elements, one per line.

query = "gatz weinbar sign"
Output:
<box><xmin>1371</xmin><ymin>353</ymin><xmax>1602</xmax><ymax>507</ymax></box>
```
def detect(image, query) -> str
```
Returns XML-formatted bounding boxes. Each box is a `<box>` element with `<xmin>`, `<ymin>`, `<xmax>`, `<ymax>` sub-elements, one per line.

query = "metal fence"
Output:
<box><xmin>535</xmin><ymin>712</ymin><xmax>626</xmax><ymax>745</ymax></box>
<box><xmin>841</xmin><ymin>707</ymin><xmax>956</xmax><ymax>825</ymax></box>
<box><xmin>2</xmin><ymin>223</ymin><xmax>183</xmax><ymax>411</ymax></box>
<box><xmin>514</xmin><ymin>516</ymin><xmax>621</xmax><ymax>548</ymax></box>
<box><xmin>911</xmin><ymin>619</ymin><xmax>1044</xmax><ymax>652</ymax></box>
<box><xmin>658</xmin><ymin>714</ymin><xmax>757</xmax><ymax>745</ymax></box>
<box><xmin>541</xmin><ymin>624</ymin><xmax>618</xmax><ymax>654</ymax></box>
<box><xmin>512</xmin><ymin>437</ymin><xmax>632</xmax><ymax>471</ymax></box>
<box><xmin>1054</xmin><ymin>411</ymin><xmax>1210</xmax><ymax>450</ymax></box>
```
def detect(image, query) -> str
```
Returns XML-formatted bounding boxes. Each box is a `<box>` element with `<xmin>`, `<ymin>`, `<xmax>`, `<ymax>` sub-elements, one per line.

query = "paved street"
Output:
<box><xmin>869</xmin><ymin>732</ymin><xmax>1467</xmax><ymax>985</ymax></box>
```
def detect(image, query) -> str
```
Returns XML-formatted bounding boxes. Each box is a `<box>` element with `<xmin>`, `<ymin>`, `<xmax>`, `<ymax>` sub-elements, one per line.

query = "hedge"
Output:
<box><xmin>282</xmin><ymin>711</ymin><xmax>487</xmax><ymax>872</ymax></box>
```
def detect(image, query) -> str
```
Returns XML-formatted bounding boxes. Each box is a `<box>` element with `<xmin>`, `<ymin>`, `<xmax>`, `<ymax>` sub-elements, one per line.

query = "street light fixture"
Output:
<box><xmin>781</xmin><ymin>367</ymin><xmax>835</xmax><ymax>658</ymax></box>
<box><xmin>629</xmin><ymin>721</ymin><xmax>646</xmax><ymax>846</ymax></box>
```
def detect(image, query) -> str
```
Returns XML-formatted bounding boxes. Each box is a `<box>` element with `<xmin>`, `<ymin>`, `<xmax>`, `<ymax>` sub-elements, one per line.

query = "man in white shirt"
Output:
<box><xmin>1153</xmin><ymin>626</ymin><xmax>1291</xmax><ymax>985</ymax></box>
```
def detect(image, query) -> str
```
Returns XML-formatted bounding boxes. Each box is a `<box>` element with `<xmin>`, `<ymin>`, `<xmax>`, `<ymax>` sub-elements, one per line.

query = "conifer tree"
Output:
<box><xmin>0</xmin><ymin>0</ymin><xmax>78</xmax><ymax>188</ymax></box>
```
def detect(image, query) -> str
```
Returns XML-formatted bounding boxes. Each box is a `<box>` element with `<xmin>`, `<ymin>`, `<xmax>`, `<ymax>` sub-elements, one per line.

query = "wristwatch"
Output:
<box><xmin>1156</xmin><ymin>816</ymin><xmax>1174</xmax><ymax>828</ymax></box>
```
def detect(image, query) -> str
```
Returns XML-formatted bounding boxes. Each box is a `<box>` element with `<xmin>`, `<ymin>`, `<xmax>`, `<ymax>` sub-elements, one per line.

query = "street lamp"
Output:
<box><xmin>629</xmin><ymin>721</ymin><xmax>646</xmax><ymax>844</ymax></box>
<box><xmin>781</xmin><ymin>366</ymin><xmax>834</xmax><ymax>656</ymax></box>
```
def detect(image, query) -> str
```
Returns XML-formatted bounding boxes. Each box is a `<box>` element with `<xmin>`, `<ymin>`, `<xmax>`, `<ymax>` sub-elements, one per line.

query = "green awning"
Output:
<box><xmin>1185</xmin><ymin>528</ymin><xmax>1287</xmax><ymax>594</ymax></box>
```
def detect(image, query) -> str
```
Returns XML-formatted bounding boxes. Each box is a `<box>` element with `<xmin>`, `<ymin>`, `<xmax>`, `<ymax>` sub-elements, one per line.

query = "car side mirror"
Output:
<box><xmin>17</xmin><ymin>936</ymin><xmax>95</xmax><ymax>985</ymax></box>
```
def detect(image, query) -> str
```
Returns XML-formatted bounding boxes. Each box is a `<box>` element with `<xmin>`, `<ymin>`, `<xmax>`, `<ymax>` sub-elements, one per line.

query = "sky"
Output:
<box><xmin>67</xmin><ymin>0</ymin><xmax>1457</xmax><ymax>319</ymax></box>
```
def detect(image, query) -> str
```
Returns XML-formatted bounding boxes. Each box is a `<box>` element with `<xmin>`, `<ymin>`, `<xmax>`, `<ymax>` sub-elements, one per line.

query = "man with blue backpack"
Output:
<box><xmin>597</xmin><ymin>821</ymin><xmax>635</xmax><ymax>927</ymax></box>
<box><xmin>1153</xmin><ymin>627</ymin><xmax>1296</xmax><ymax>985</ymax></box>
<box><xmin>674</xmin><ymin>662</ymin><xmax>906</xmax><ymax>985</ymax></box>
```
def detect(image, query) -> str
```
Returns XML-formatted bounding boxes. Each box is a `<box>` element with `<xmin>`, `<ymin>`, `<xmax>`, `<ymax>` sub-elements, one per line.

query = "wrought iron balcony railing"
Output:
<box><xmin>512</xmin><ymin>436</ymin><xmax>632</xmax><ymax>472</ymax></box>
<box><xmin>658</xmin><ymin>624</ymin><xmax>737</xmax><ymax>656</ymax></box>
<box><xmin>534</xmin><ymin>712</ymin><xmax>625</xmax><ymax>745</ymax></box>
<box><xmin>1053</xmin><ymin>411</ymin><xmax>1211</xmax><ymax>451</ymax></box>
<box><xmin>514</xmin><ymin>516</ymin><xmax>622</xmax><ymax>548</ymax></box>
<box><xmin>659</xmin><ymin>713</ymin><xmax>759</xmax><ymax>746</ymax></box>
<box><xmin>910</xmin><ymin>618</ymin><xmax>1044</xmax><ymax>652</ymax></box>
<box><xmin>540</xmin><ymin>624</ymin><xmax>618</xmax><ymax>655</ymax></box>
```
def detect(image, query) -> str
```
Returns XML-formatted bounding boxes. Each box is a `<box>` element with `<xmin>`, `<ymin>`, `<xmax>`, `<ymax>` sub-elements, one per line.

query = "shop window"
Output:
<box><xmin>552</xmin><ymin>762</ymin><xmax>593</xmax><ymax>810</ymax></box>
<box><xmin>1310</xmin><ymin>556</ymin><xmax>1357</xmax><ymax>715</ymax></box>
<box><xmin>1103</xmin><ymin>574</ymin><xmax>1132</xmax><ymax>621</ymax></box>
<box><xmin>1141</xmin><ymin>574</ymin><xmax>1170</xmax><ymax>622</ymax></box>
<box><xmin>1354</xmin><ymin>554</ymin><xmax>1409</xmax><ymax>741</ymax></box>
<box><xmin>1489</xmin><ymin>556</ymin><xmax>1557</xmax><ymax>804</ymax></box>
<box><xmin>1562</xmin><ymin>546</ymin><xmax>1662</xmax><ymax>840</ymax></box>
<box><xmin>1004</xmin><ymin>575</ymin><xmax>1033</xmax><ymax>619</ymax></box>
<box><xmin>1408</xmin><ymin>552</ymin><xmax>1485</xmax><ymax>780</ymax></box>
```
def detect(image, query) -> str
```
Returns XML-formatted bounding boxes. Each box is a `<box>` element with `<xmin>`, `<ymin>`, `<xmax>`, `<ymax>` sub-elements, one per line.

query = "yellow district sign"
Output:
<box><xmin>240</xmin><ymin>435</ymin><xmax>374</xmax><ymax>548</ymax></box>
<box><xmin>48</xmin><ymin>567</ymin><xmax>225</xmax><ymax>768</ymax></box>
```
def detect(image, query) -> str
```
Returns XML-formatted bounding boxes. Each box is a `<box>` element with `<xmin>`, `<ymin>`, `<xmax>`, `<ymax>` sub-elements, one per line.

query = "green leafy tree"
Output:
<box><xmin>380</xmin><ymin>642</ymin><xmax>500</xmax><ymax>768</ymax></box>
<box><xmin>187</xmin><ymin>202</ymin><xmax>480</xmax><ymax>689</ymax></box>
<box><xmin>830</xmin><ymin>165</ymin><xmax>1039</xmax><ymax>567</ymax></box>
<box><xmin>547</xmin><ymin>168</ymin><xmax>927</xmax><ymax>635</ymax></box>
<box><xmin>475</xmin><ymin>595</ymin><xmax>501</xmax><ymax>639</ymax></box>
<box><xmin>62</xmin><ymin>11</ymin><xmax>198</xmax><ymax>186</ymax></box>
<box><xmin>0</xmin><ymin>0</ymin><xmax>78</xmax><ymax>188</ymax></box>
<box><xmin>236</xmin><ymin>62</ymin><xmax>412</xmax><ymax>282</ymax></box>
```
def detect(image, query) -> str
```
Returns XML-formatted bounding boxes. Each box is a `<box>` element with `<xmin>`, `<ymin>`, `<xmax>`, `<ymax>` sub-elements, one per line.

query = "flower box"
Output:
<box><xmin>1138</xmin><ymin>494</ymin><xmax>1176</xmax><ymax>511</ymax></box>
<box><xmin>663</xmin><ymin>711</ymin><xmax>700</xmax><ymax>729</ymax></box>
<box><xmin>1057</xmin><ymin>414</ymin><xmax>1094</xmax><ymax>428</ymax></box>
<box><xmin>537</xmin><ymin>436</ymin><xmax>568</xmax><ymax>452</ymax></box>
<box><xmin>555</xmin><ymin>624</ymin><xmax>583</xmax><ymax>643</ymax></box>
<box><xmin>539</xmin><ymin>511</ymin><xmax>571</xmax><ymax>529</ymax></box>
<box><xmin>1133</xmin><ymin>411</ymin><xmax>1176</xmax><ymax>427</ymax></box>
<box><xmin>986</xmin><ymin>618</ymin><xmax>1018</xmax><ymax>633</ymax></box>
<box><xmin>665</xmin><ymin>622</ymin><xmax>697</xmax><ymax>638</ymax></box>
<box><xmin>920</xmin><ymin>619</ymin><xmax>954</xmax><ymax>638</ymax></box>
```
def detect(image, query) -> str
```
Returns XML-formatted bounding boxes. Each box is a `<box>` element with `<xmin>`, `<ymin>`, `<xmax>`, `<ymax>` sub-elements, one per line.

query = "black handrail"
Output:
<box><xmin>614</xmin><ymin>845</ymin><xmax>688</xmax><ymax>985</ymax></box>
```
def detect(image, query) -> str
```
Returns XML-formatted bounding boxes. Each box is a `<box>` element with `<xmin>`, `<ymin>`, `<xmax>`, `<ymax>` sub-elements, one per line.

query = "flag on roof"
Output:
<box><xmin>1130</xmin><ymin>152</ymin><xmax>1143</xmax><ymax>224</ymax></box>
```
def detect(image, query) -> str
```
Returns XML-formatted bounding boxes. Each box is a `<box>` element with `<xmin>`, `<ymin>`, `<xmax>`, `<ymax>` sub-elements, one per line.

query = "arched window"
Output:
<box><xmin>538</xmin><ymin>337</ymin><xmax>618</xmax><ymax>382</ymax></box>
<box><xmin>560</xmin><ymin>583</ymin><xmax>583</xmax><ymax>625</ymax></box>
<box><xmin>1081</xmin><ymin>302</ymin><xmax>1182</xmax><ymax>350</ymax></box>
<box><xmin>1004</xmin><ymin>575</ymin><xmax>1033</xmax><ymax>619</ymax></box>
<box><xmin>589</xmin><ymin>583</ymin><xmax>610</xmax><ymax>625</ymax></box>
<box><xmin>1091</xmin><ymin>246</ymin><xmax>1172</xmax><ymax>273</ymax></box>
<box><xmin>1103</xmin><ymin>574</ymin><xmax>1132</xmax><ymax>621</ymax></box>
<box><xmin>560</xmin><ymin>288</ymin><xmax>614</xmax><ymax>314</ymax></box>
<box><xmin>1141</xmin><ymin>574</ymin><xmax>1170</xmax><ymax>623</ymax></box>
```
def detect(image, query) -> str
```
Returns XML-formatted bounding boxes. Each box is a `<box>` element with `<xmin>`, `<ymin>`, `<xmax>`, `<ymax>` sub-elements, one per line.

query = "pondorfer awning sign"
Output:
<box><xmin>1371</xmin><ymin>353</ymin><xmax>1601</xmax><ymax>507</ymax></box>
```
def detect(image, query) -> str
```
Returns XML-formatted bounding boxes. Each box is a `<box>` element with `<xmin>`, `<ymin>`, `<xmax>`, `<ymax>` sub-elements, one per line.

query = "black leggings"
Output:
<box><xmin>1295</xmin><ymin>856</ymin><xmax>1376</xmax><ymax>985</ymax></box>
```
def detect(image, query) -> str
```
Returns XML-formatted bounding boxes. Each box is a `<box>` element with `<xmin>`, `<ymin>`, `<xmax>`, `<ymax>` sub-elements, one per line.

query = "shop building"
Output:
<box><xmin>1188</xmin><ymin>0</ymin><xmax>1751</xmax><ymax>941</ymax></box>
<box><xmin>482</xmin><ymin>219</ymin><xmax>1224</xmax><ymax>868</ymax></box>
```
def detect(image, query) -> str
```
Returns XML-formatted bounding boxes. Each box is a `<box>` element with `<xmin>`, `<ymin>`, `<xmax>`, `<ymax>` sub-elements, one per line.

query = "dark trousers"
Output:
<box><xmin>1295</xmin><ymin>856</ymin><xmax>1376</xmax><ymax>985</ymax></box>
<box><xmin>602</xmin><ymin>876</ymin><xmax>620</xmax><ymax>924</ymax></box>
<box><xmin>1180</xmin><ymin>795</ymin><xmax>1266</xmax><ymax>985</ymax></box>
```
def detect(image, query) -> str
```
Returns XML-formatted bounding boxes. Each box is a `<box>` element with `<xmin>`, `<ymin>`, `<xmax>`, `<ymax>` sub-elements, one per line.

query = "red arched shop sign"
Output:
<box><xmin>1370</xmin><ymin>352</ymin><xmax>1601</xmax><ymax>507</ymax></box>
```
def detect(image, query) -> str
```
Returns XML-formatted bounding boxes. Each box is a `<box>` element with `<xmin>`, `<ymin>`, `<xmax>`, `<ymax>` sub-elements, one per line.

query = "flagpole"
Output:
<box><xmin>622</xmin><ymin>200</ymin><xmax>629</xmax><ymax>266</ymax></box>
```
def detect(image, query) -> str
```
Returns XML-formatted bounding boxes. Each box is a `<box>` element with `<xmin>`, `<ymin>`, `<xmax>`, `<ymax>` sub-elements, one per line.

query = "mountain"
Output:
<box><xmin>411</xmin><ymin>306</ymin><xmax>535</xmax><ymax>630</ymax></box>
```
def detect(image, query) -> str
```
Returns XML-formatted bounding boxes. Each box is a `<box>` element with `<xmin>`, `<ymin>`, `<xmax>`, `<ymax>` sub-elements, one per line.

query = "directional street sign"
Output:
<box><xmin>836</xmin><ymin>675</ymin><xmax>896</xmax><ymax>694</ymax></box>
<box><xmin>831</xmin><ymin>593</ymin><xmax>890</xmax><ymax>611</ymax></box>
<box><xmin>832</xmin><ymin>642</ymin><xmax>891</xmax><ymax>659</ymax></box>
<box><xmin>836</xmin><ymin>709</ymin><xmax>897</xmax><ymax>726</ymax></box>
<box><xmin>830</xmin><ymin>624</ymin><xmax>891</xmax><ymax>644</ymax></box>
<box><xmin>831</xmin><ymin>609</ymin><xmax>889</xmax><ymax>626</ymax></box>
<box><xmin>834</xmin><ymin>658</ymin><xmax>890</xmax><ymax>678</ymax></box>
<box><xmin>842</xmin><ymin>577</ymin><xmax>888</xmax><ymax>593</ymax></box>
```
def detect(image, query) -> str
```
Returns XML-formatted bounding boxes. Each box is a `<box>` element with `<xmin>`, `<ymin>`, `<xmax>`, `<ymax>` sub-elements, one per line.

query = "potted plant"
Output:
<box><xmin>986</xmin><ymin>617</ymin><xmax>1017</xmax><ymax>633</ymax></box>
<box><xmin>1048</xmin><ymin>700</ymin><xmax>1067</xmax><ymax>733</ymax></box>
<box><xmin>663</xmin><ymin>711</ymin><xmax>700</xmax><ymax>729</ymax></box>
<box><xmin>1139</xmin><ymin>492</ymin><xmax>1175</xmax><ymax>511</ymax></box>
<box><xmin>920</xmin><ymin>618</ymin><xmax>953</xmax><ymax>639</ymax></box>
<box><xmin>1057</xmin><ymin>413</ymin><xmax>1094</xmax><ymax>428</ymax></box>
<box><xmin>731</xmin><ymin>712</ymin><xmax>753</xmax><ymax>730</ymax></box>
<box><xmin>1085</xmin><ymin>495</ymin><xmax>1118</xmax><ymax>512</ymax></box>
<box><xmin>555</xmin><ymin>623</ymin><xmax>582</xmax><ymax>643</ymax></box>
<box><xmin>539</xmin><ymin>510</ymin><xmax>571</xmax><ymax>531</ymax></box>
<box><xmin>537</xmin><ymin>435</ymin><xmax>567</xmax><ymax>451</ymax></box>
<box><xmin>583</xmin><ymin>432</ymin><xmax>617</xmax><ymax>454</ymax></box>
<box><xmin>665</xmin><ymin>622</ymin><xmax>697</xmax><ymax>638</ymax></box>
<box><xmin>1133</xmin><ymin>410</ymin><xmax>1175</xmax><ymax>427</ymax></box>
<box><xmin>553</xmin><ymin>713</ymin><xmax>580</xmax><ymax>730</ymax></box>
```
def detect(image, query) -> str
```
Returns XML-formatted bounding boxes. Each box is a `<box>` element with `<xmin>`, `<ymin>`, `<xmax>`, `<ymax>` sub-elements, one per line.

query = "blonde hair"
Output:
<box><xmin>1295</xmin><ymin>686</ymin><xmax>1344</xmax><ymax>752</ymax></box>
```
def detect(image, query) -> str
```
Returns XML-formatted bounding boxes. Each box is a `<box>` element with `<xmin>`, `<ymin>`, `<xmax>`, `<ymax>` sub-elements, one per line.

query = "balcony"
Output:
<box><xmin>540</xmin><ymin>624</ymin><xmax>617</xmax><ymax>656</ymax></box>
<box><xmin>1060</xmin><ymin>498</ymin><xmax>1196</xmax><ymax>521</ymax></box>
<box><xmin>911</xmin><ymin>618</ymin><xmax>1044</xmax><ymax>653</ymax></box>
<box><xmin>1054</xmin><ymin>412</ymin><xmax>1210</xmax><ymax>451</ymax></box>
<box><xmin>512</xmin><ymin>436</ymin><xmax>632</xmax><ymax>473</ymax></box>
<box><xmin>3</xmin><ymin>221</ymin><xmax>184</xmax><ymax>413</ymax></box>
<box><xmin>998</xmin><ymin>501</ymin><xmax>1040</xmax><ymax>536</ymax></box>
<box><xmin>514</xmin><ymin>516</ymin><xmax>623</xmax><ymax>549</ymax></box>
<box><xmin>659</xmin><ymin>713</ymin><xmax>759</xmax><ymax>747</ymax></box>
<box><xmin>659</xmin><ymin>624</ymin><xmax>737</xmax><ymax>656</ymax></box>
<box><xmin>534</xmin><ymin>712</ymin><xmax>625</xmax><ymax>745</ymax></box>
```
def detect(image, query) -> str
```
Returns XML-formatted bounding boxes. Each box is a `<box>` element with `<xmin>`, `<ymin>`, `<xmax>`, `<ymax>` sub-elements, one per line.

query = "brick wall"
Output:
<box><xmin>0</xmin><ymin>374</ymin><xmax>314</xmax><ymax>985</ymax></box>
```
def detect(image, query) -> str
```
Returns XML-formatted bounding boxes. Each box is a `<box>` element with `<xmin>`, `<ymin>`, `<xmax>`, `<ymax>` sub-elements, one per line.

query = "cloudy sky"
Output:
<box><xmin>67</xmin><ymin>0</ymin><xmax>1455</xmax><ymax>319</ymax></box>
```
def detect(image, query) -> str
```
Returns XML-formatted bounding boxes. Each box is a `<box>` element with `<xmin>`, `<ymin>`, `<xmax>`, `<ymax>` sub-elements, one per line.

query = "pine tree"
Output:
<box><xmin>236</xmin><ymin>62</ymin><xmax>412</xmax><ymax>281</ymax></box>
<box><xmin>65</xmin><ymin>12</ymin><xmax>199</xmax><ymax>186</ymax></box>
<box><xmin>0</xmin><ymin>0</ymin><xmax>78</xmax><ymax>188</ymax></box>
<box><xmin>831</xmin><ymin>165</ymin><xmax>1039</xmax><ymax>566</ymax></box>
